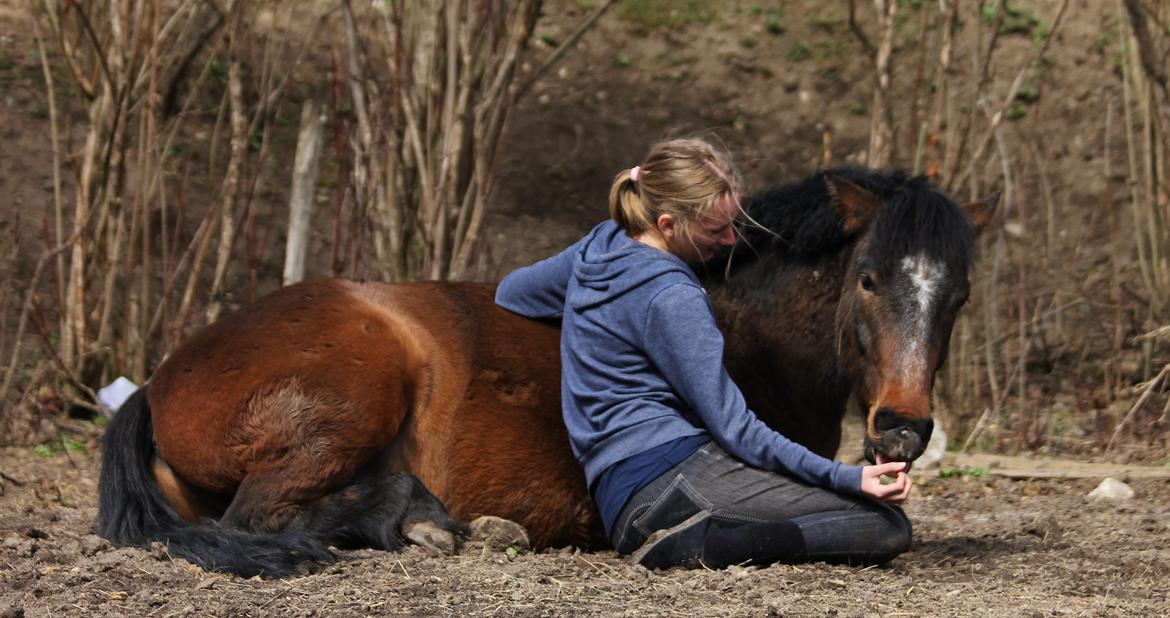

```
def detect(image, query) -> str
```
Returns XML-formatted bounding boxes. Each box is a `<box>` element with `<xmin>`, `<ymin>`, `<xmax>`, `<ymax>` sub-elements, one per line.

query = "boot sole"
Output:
<box><xmin>628</xmin><ymin>511</ymin><xmax>711</xmax><ymax>570</ymax></box>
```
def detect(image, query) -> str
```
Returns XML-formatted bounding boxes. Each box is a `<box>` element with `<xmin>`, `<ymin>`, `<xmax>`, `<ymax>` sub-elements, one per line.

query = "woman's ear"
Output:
<box><xmin>656</xmin><ymin>213</ymin><xmax>676</xmax><ymax>241</ymax></box>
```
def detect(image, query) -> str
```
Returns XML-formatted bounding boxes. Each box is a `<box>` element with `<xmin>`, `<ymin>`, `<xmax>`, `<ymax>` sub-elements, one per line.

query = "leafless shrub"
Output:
<box><xmin>2</xmin><ymin>1</ymin><xmax>559</xmax><ymax>440</ymax></box>
<box><xmin>340</xmin><ymin>0</ymin><xmax>540</xmax><ymax>281</ymax></box>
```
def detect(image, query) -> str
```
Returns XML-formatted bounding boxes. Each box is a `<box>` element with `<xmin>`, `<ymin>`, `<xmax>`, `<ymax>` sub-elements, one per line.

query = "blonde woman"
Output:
<box><xmin>496</xmin><ymin>138</ymin><xmax>912</xmax><ymax>569</ymax></box>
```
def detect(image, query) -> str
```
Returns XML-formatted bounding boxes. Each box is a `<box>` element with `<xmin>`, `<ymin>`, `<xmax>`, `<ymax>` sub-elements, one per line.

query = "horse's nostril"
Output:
<box><xmin>874</xmin><ymin>408</ymin><xmax>901</xmax><ymax>432</ymax></box>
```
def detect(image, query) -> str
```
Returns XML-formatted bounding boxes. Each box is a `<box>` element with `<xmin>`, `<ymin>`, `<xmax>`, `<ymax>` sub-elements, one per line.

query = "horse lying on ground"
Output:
<box><xmin>97</xmin><ymin>167</ymin><xmax>997</xmax><ymax>577</ymax></box>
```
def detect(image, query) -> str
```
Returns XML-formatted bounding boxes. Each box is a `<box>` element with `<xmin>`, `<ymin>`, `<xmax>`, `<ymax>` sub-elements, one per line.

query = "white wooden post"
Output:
<box><xmin>283</xmin><ymin>100</ymin><xmax>324</xmax><ymax>285</ymax></box>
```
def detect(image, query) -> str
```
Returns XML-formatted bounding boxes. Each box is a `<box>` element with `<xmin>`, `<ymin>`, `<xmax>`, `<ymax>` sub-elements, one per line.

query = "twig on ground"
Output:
<box><xmin>1107</xmin><ymin>363</ymin><xmax>1170</xmax><ymax>452</ymax></box>
<box><xmin>0</xmin><ymin>244</ymin><xmax>73</xmax><ymax>403</ymax></box>
<box><xmin>961</xmin><ymin>407</ymin><xmax>993</xmax><ymax>452</ymax></box>
<box><xmin>1135</xmin><ymin>324</ymin><xmax>1170</xmax><ymax>342</ymax></box>
<box><xmin>0</xmin><ymin>471</ymin><xmax>27</xmax><ymax>486</ymax></box>
<box><xmin>28</xmin><ymin>297</ymin><xmax>101</xmax><ymax>405</ymax></box>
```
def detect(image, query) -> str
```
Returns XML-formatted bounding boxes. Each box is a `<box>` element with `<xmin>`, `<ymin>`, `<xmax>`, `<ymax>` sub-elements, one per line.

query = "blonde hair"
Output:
<box><xmin>608</xmin><ymin>138</ymin><xmax>745</xmax><ymax>244</ymax></box>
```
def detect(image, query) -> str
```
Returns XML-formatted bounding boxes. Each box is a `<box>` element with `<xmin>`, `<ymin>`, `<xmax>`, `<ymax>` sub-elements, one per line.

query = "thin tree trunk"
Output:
<box><xmin>1123</xmin><ymin>0</ymin><xmax>1170</xmax><ymax>137</ymax></box>
<box><xmin>32</xmin><ymin>18</ymin><xmax>68</xmax><ymax>365</ymax></box>
<box><xmin>205</xmin><ymin>33</ymin><xmax>248</xmax><ymax>324</ymax></box>
<box><xmin>867</xmin><ymin>0</ymin><xmax>897</xmax><ymax>167</ymax></box>
<box><xmin>284</xmin><ymin>100</ymin><xmax>325</xmax><ymax>285</ymax></box>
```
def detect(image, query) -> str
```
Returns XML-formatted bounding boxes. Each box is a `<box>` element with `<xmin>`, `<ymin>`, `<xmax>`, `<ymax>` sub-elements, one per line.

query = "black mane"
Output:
<box><xmin>716</xmin><ymin>166</ymin><xmax>975</xmax><ymax>273</ymax></box>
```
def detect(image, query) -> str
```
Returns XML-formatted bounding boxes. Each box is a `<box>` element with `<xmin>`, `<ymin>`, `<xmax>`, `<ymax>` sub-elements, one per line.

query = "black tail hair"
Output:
<box><xmin>95</xmin><ymin>388</ymin><xmax>335</xmax><ymax>578</ymax></box>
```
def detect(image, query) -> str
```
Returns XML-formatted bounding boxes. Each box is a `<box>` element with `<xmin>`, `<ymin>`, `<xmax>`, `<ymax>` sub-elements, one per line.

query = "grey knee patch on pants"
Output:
<box><xmin>616</xmin><ymin>475</ymin><xmax>709</xmax><ymax>554</ymax></box>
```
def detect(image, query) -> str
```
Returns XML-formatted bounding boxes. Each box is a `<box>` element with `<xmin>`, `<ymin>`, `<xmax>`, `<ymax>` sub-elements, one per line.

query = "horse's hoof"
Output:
<box><xmin>402</xmin><ymin>520</ymin><xmax>458</xmax><ymax>555</ymax></box>
<box><xmin>468</xmin><ymin>515</ymin><xmax>530</xmax><ymax>551</ymax></box>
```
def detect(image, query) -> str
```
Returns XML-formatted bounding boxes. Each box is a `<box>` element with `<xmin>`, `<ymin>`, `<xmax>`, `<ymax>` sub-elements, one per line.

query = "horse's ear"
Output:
<box><xmin>962</xmin><ymin>192</ymin><xmax>1000</xmax><ymax>236</ymax></box>
<box><xmin>825</xmin><ymin>172</ymin><xmax>884</xmax><ymax>235</ymax></box>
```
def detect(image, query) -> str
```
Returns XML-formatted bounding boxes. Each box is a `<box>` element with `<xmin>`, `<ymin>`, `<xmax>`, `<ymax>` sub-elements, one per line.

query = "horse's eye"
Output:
<box><xmin>859</xmin><ymin>272</ymin><xmax>877</xmax><ymax>293</ymax></box>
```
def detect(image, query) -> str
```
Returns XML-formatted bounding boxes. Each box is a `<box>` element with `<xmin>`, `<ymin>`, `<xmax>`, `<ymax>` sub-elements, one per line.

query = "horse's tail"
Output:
<box><xmin>96</xmin><ymin>387</ymin><xmax>335</xmax><ymax>578</ymax></box>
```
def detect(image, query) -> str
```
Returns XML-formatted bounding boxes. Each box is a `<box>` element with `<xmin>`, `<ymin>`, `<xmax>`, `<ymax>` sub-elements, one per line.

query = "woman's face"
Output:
<box><xmin>667</xmin><ymin>194</ymin><xmax>740</xmax><ymax>263</ymax></box>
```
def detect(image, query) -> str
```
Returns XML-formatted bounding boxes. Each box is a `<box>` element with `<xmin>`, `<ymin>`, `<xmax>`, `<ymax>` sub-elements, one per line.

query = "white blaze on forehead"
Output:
<box><xmin>904</xmin><ymin>254</ymin><xmax>944</xmax><ymax>315</ymax></box>
<box><xmin>897</xmin><ymin>254</ymin><xmax>947</xmax><ymax>378</ymax></box>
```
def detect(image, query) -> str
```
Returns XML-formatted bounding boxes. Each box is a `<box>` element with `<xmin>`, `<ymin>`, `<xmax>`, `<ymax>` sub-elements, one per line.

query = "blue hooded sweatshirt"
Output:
<box><xmin>496</xmin><ymin>220</ymin><xmax>863</xmax><ymax>529</ymax></box>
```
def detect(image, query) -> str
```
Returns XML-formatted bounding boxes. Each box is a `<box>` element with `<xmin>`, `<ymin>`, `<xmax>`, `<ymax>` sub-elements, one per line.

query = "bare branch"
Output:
<box><xmin>950</xmin><ymin>0</ymin><xmax>1070</xmax><ymax>193</ymax></box>
<box><xmin>67</xmin><ymin>0</ymin><xmax>118</xmax><ymax>100</ymax></box>
<box><xmin>848</xmin><ymin>0</ymin><xmax>876</xmax><ymax>59</ymax></box>
<box><xmin>514</xmin><ymin>0</ymin><xmax>618</xmax><ymax>101</ymax></box>
<box><xmin>204</xmin><ymin>19</ymin><xmax>249</xmax><ymax>323</ymax></box>
<box><xmin>1</xmin><ymin>244</ymin><xmax>73</xmax><ymax>403</ymax></box>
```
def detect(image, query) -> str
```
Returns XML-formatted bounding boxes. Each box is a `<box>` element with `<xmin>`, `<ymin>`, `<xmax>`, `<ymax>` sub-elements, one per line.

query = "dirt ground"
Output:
<box><xmin>3</xmin><ymin>0</ymin><xmax>1170</xmax><ymax>616</ymax></box>
<box><xmin>2</xmin><ymin>446</ymin><xmax>1168</xmax><ymax>617</ymax></box>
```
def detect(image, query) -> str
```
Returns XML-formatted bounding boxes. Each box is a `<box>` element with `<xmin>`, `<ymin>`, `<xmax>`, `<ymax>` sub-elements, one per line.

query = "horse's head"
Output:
<box><xmin>826</xmin><ymin>173</ymin><xmax>998</xmax><ymax>465</ymax></box>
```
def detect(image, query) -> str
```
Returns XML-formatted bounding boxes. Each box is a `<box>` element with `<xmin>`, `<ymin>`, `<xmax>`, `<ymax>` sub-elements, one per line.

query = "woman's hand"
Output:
<box><xmin>859</xmin><ymin>461</ymin><xmax>913</xmax><ymax>504</ymax></box>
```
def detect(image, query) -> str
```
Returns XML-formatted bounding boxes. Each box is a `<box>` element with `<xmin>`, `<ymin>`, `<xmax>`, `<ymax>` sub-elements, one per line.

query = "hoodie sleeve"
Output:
<box><xmin>642</xmin><ymin>283</ymin><xmax>864</xmax><ymax>495</ymax></box>
<box><xmin>495</xmin><ymin>235</ymin><xmax>587</xmax><ymax>319</ymax></box>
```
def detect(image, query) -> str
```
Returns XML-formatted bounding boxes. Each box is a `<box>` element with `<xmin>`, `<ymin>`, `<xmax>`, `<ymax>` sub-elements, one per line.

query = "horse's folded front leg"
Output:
<box><xmin>218</xmin><ymin>471</ymin><xmax>310</xmax><ymax>534</ymax></box>
<box><xmin>398</xmin><ymin>474</ymin><xmax>470</xmax><ymax>554</ymax></box>
<box><xmin>285</xmin><ymin>472</ymin><xmax>467</xmax><ymax>554</ymax></box>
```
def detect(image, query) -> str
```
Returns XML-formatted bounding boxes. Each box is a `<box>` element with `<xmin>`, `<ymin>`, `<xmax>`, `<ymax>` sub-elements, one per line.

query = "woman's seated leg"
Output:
<box><xmin>612</xmin><ymin>442</ymin><xmax>911</xmax><ymax>569</ymax></box>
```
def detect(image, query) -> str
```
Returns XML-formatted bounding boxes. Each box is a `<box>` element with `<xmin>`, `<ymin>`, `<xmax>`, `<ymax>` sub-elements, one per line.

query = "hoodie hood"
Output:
<box><xmin>570</xmin><ymin>221</ymin><xmax>696</xmax><ymax>310</ymax></box>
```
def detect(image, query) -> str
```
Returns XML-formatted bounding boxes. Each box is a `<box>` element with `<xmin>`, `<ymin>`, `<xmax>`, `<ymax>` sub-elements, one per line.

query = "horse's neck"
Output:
<box><xmin>707</xmin><ymin>250</ymin><xmax>853</xmax><ymax>457</ymax></box>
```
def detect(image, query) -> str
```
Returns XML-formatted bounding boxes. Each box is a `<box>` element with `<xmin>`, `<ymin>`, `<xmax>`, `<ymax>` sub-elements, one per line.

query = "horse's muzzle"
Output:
<box><xmin>865</xmin><ymin>409</ymin><xmax>933</xmax><ymax>464</ymax></box>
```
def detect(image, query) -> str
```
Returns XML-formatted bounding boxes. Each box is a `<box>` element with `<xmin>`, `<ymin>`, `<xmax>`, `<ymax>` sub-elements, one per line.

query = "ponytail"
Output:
<box><xmin>608</xmin><ymin>169</ymin><xmax>655</xmax><ymax>236</ymax></box>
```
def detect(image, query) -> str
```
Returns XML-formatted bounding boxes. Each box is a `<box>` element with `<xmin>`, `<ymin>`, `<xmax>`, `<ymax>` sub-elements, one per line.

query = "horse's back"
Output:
<box><xmin>148</xmin><ymin>278</ymin><xmax>599</xmax><ymax>548</ymax></box>
<box><xmin>360</xmin><ymin>282</ymin><xmax>600</xmax><ymax>548</ymax></box>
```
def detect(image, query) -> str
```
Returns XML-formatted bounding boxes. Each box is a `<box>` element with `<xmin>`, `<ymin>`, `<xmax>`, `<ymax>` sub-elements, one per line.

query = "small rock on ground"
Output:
<box><xmin>1087</xmin><ymin>477</ymin><xmax>1135</xmax><ymax>501</ymax></box>
<box><xmin>468</xmin><ymin>516</ymin><xmax>530</xmax><ymax>550</ymax></box>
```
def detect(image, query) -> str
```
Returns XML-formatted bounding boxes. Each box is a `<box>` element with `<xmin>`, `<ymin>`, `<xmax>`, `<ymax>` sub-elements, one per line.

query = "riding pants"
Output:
<box><xmin>610</xmin><ymin>442</ymin><xmax>912</xmax><ymax>569</ymax></box>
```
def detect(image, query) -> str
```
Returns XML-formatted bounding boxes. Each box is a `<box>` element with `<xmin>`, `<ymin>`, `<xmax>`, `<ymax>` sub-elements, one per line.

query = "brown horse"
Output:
<box><xmin>97</xmin><ymin>167</ymin><xmax>996</xmax><ymax>577</ymax></box>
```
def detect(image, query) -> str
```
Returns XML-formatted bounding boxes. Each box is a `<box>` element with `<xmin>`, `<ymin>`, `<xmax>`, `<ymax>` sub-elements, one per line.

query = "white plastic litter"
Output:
<box><xmin>97</xmin><ymin>376</ymin><xmax>139</xmax><ymax>412</ymax></box>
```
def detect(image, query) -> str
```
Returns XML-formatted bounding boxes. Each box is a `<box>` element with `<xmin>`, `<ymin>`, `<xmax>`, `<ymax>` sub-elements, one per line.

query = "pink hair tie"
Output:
<box><xmin>630</xmin><ymin>166</ymin><xmax>640</xmax><ymax>182</ymax></box>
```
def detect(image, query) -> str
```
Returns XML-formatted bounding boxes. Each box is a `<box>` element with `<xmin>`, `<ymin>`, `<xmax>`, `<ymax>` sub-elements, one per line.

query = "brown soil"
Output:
<box><xmin>2</xmin><ymin>447</ymin><xmax>1169</xmax><ymax>616</ymax></box>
